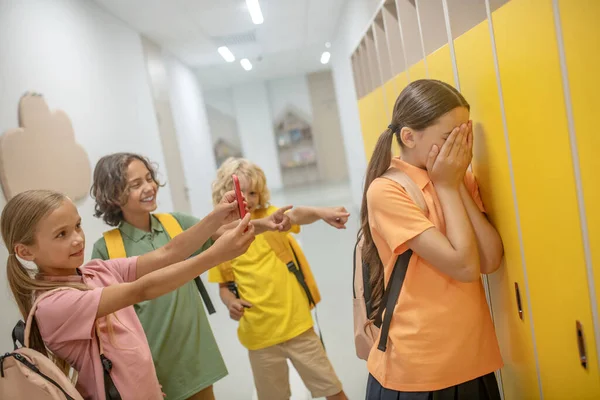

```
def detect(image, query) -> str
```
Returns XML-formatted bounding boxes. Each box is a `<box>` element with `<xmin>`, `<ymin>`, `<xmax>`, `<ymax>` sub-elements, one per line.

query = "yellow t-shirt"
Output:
<box><xmin>208</xmin><ymin>206</ymin><xmax>313</xmax><ymax>350</ymax></box>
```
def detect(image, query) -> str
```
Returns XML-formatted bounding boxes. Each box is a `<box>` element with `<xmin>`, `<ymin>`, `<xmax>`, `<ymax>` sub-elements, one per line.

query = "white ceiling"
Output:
<box><xmin>94</xmin><ymin>0</ymin><xmax>345</xmax><ymax>89</ymax></box>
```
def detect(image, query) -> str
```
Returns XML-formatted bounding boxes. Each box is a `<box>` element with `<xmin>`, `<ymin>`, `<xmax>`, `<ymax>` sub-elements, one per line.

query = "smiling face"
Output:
<box><xmin>120</xmin><ymin>159</ymin><xmax>159</xmax><ymax>218</ymax></box>
<box><xmin>16</xmin><ymin>197</ymin><xmax>85</xmax><ymax>275</ymax></box>
<box><xmin>400</xmin><ymin>106</ymin><xmax>470</xmax><ymax>168</ymax></box>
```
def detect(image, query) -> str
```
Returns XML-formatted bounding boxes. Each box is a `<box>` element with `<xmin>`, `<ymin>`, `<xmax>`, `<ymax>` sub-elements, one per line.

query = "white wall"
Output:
<box><xmin>330</xmin><ymin>0</ymin><xmax>382</xmax><ymax>206</ymax></box>
<box><xmin>267</xmin><ymin>75</ymin><xmax>313</xmax><ymax>123</ymax></box>
<box><xmin>204</xmin><ymin>88</ymin><xmax>237</xmax><ymax>118</ymax></box>
<box><xmin>232</xmin><ymin>81</ymin><xmax>284</xmax><ymax>190</ymax></box>
<box><xmin>0</xmin><ymin>0</ymin><xmax>173</xmax><ymax>350</ymax></box>
<box><xmin>164</xmin><ymin>53</ymin><xmax>217</xmax><ymax>217</ymax></box>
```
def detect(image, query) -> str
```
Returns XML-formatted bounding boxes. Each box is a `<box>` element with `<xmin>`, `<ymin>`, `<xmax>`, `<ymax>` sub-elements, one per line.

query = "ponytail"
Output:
<box><xmin>6</xmin><ymin>254</ymin><xmax>85</xmax><ymax>377</ymax></box>
<box><xmin>359</xmin><ymin>127</ymin><xmax>396</xmax><ymax>321</ymax></box>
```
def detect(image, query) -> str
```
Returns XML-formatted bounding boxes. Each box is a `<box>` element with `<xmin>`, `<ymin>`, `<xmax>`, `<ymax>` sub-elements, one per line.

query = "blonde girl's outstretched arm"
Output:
<box><xmin>135</xmin><ymin>191</ymin><xmax>240</xmax><ymax>279</ymax></box>
<box><xmin>97</xmin><ymin>215</ymin><xmax>254</xmax><ymax>318</ymax></box>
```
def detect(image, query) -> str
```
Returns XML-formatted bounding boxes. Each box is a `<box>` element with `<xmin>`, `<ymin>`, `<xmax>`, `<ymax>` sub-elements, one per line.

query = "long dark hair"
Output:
<box><xmin>359</xmin><ymin>79</ymin><xmax>469</xmax><ymax>321</ymax></box>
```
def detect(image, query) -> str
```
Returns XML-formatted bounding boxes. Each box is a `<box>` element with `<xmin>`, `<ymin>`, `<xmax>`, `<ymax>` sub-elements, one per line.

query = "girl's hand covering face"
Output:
<box><xmin>426</xmin><ymin>123</ymin><xmax>472</xmax><ymax>188</ymax></box>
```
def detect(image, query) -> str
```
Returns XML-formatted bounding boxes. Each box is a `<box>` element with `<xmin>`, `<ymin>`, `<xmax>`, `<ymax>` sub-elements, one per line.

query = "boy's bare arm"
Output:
<box><xmin>287</xmin><ymin>206</ymin><xmax>350</xmax><ymax>229</ymax></box>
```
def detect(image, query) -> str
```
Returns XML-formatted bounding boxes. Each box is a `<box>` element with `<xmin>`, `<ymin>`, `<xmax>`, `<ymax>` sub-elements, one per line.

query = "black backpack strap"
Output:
<box><xmin>288</xmin><ymin>245</ymin><xmax>325</xmax><ymax>348</ymax></box>
<box><xmin>352</xmin><ymin>238</ymin><xmax>359</xmax><ymax>299</ymax></box>
<box><xmin>227</xmin><ymin>281</ymin><xmax>240</xmax><ymax>298</ymax></box>
<box><xmin>194</xmin><ymin>276</ymin><xmax>216</xmax><ymax>314</ymax></box>
<box><xmin>375</xmin><ymin>250</ymin><xmax>412</xmax><ymax>352</ymax></box>
<box><xmin>100</xmin><ymin>354</ymin><xmax>122</xmax><ymax>400</ymax></box>
<box><xmin>12</xmin><ymin>320</ymin><xmax>25</xmax><ymax>350</ymax></box>
<box><xmin>363</xmin><ymin>260</ymin><xmax>374</xmax><ymax>318</ymax></box>
<box><xmin>288</xmin><ymin>245</ymin><xmax>316</xmax><ymax>307</ymax></box>
<box><xmin>96</xmin><ymin>325</ymin><xmax>122</xmax><ymax>400</ymax></box>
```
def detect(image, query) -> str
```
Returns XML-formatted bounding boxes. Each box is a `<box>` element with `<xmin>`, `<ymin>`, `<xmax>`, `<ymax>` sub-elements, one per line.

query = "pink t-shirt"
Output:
<box><xmin>35</xmin><ymin>257</ymin><xmax>162</xmax><ymax>400</ymax></box>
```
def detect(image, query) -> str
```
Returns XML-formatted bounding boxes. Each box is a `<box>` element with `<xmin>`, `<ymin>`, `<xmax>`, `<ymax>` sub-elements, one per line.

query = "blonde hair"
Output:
<box><xmin>1</xmin><ymin>190</ymin><xmax>89</xmax><ymax>376</ymax></box>
<box><xmin>212</xmin><ymin>157</ymin><xmax>270</xmax><ymax>209</ymax></box>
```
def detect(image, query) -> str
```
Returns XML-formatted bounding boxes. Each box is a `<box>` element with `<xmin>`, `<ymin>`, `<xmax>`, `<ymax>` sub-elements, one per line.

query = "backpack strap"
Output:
<box><xmin>96</xmin><ymin>321</ymin><xmax>122</xmax><ymax>400</ymax></box>
<box><xmin>374</xmin><ymin>250</ymin><xmax>413</xmax><ymax>352</ymax></box>
<box><xmin>263</xmin><ymin>231</ymin><xmax>320</xmax><ymax>308</ymax></box>
<box><xmin>263</xmin><ymin>231</ymin><xmax>325</xmax><ymax>346</ymax></box>
<box><xmin>24</xmin><ymin>288</ymin><xmax>75</xmax><ymax>348</ymax></box>
<box><xmin>154</xmin><ymin>213</ymin><xmax>216</xmax><ymax>315</ymax></box>
<box><xmin>381</xmin><ymin>168</ymin><xmax>429</xmax><ymax>216</ymax></box>
<box><xmin>154</xmin><ymin>213</ymin><xmax>183</xmax><ymax>237</ymax></box>
<box><xmin>103</xmin><ymin>229</ymin><xmax>126</xmax><ymax>259</ymax></box>
<box><xmin>12</xmin><ymin>320</ymin><xmax>25</xmax><ymax>350</ymax></box>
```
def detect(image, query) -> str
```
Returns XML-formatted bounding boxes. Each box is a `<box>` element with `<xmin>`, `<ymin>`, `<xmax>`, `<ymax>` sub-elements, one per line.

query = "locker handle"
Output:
<box><xmin>514</xmin><ymin>282</ymin><xmax>523</xmax><ymax>320</ymax></box>
<box><xmin>576</xmin><ymin>321</ymin><xmax>588</xmax><ymax>369</ymax></box>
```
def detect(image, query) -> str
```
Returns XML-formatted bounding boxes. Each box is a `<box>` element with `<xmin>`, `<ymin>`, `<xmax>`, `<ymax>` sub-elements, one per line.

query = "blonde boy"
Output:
<box><xmin>209</xmin><ymin>158</ymin><xmax>349</xmax><ymax>400</ymax></box>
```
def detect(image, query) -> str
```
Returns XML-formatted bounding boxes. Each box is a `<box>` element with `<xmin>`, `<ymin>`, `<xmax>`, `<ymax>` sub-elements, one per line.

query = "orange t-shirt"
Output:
<box><xmin>366</xmin><ymin>158</ymin><xmax>503</xmax><ymax>392</ymax></box>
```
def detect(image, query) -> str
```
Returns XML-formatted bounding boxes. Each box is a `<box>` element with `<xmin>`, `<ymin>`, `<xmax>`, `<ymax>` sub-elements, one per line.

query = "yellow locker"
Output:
<box><xmin>383</xmin><ymin>72</ymin><xmax>410</xmax><ymax>117</ymax></box>
<box><xmin>493</xmin><ymin>0</ymin><xmax>600</xmax><ymax>397</ymax></box>
<box><xmin>426</xmin><ymin>45</ymin><xmax>455</xmax><ymax>86</ymax></box>
<box><xmin>407</xmin><ymin>60</ymin><xmax>427</xmax><ymax>81</ymax></box>
<box><xmin>454</xmin><ymin>18</ymin><xmax>540</xmax><ymax>400</ymax></box>
<box><xmin>383</xmin><ymin>79</ymin><xmax>397</xmax><ymax>120</ymax></box>
<box><xmin>358</xmin><ymin>87</ymin><xmax>387</xmax><ymax>162</ymax></box>
<box><xmin>383</xmin><ymin>72</ymin><xmax>409</xmax><ymax>157</ymax></box>
<box><xmin>558</xmin><ymin>0</ymin><xmax>600</xmax><ymax>318</ymax></box>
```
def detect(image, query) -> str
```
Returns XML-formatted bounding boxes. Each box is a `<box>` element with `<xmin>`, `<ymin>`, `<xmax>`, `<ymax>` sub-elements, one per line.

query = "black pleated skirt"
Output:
<box><xmin>366</xmin><ymin>373</ymin><xmax>502</xmax><ymax>400</ymax></box>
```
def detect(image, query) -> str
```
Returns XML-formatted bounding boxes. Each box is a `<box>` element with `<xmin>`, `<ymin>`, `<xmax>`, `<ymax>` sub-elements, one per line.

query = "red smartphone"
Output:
<box><xmin>232</xmin><ymin>174</ymin><xmax>247</xmax><ymax>219</ymax></box>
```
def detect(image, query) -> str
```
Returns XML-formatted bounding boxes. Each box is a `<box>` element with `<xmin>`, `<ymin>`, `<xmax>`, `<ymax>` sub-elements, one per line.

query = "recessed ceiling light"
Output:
<box><xmin>217</xmin><ymin>46</ymin><xmax>235</xmax><ymax>62</ymax></box>
<box><xmin>320</xmin><ymin>51</ymin><xmax>331</xmax><ymax>65</ymax></box>
<box><xmin>325</xmin><ymin>42</ymin><xmax>331</xmax><ymax>48</ymax></box>
<box><xmin>246</xmin><ymin>0</ymin><xmax>264</xmax><ymax>25</ymax></box>
<box><xmin>241</xmin><ymin>58</ymin><xmax>253</xmax><ymax>71</ymax></box>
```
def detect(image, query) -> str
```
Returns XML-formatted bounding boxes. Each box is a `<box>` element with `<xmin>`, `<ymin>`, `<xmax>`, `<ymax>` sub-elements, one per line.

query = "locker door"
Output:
<box><xmin>408</xmin><ymin>60</ymin><xmax>427</xmax><ymax>81</ymax></box>
<box><xmin>454</xmin><ymin>17</ymin><xmax>541</xmax><ymax>400</ymax></box>
<box><xmin>558</xmin><ymin>0</ymin><xmax>600</xmax><ymax>326</ymax></box>
<box><xmin>493</xmin><ymin>0</ymin><xmax>600</xmax><ymax>397</ymax></box>
<box><xmin>358</xmin><ymin>87</ymin><xmax>387</xmax><ymax>162</ymax></box>
<box><xmin>427</xmin><ymin>45</ymin><xmax>455</xmax><ymax>86</ymax></box>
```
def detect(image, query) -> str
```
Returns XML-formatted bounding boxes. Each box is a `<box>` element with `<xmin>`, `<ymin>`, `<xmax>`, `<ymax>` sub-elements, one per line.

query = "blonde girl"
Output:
<box><xmin>361</xmin><ymin>79</ymin><xmax>504</xmax><ymax>399</ymax></box>
<box><xmin>3</xmin><ymin>189</ymin><xmax>254</xmax><ymax>400</ymax></box>
<box><xmin>209</xmin><ymin>158</ymin><xmax>350</xmax><ymax>400</ymax></box>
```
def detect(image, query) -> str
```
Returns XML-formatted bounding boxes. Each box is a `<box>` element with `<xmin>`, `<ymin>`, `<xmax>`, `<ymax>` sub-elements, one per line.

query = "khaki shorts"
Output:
<box><xmin>248</xmin><ymin>329</ymin><xmax>343</xmax><ymax>400</ymax></box>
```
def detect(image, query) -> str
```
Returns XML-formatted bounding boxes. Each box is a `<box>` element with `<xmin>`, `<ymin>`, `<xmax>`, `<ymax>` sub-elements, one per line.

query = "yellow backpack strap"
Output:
<box><xmin>263</xmin><ymin>231</ymin><xmax>320</xmax><ymax>308</ymax></box>
<box><xmin>154</xmin><ymin>213</ymin><xmax>183</xmax><ymax>238</ymax></box>
<box><xmin>103</xmin><ymin>229</ymin><xmax>126</xmax><ymax>259</ymax></box>
<box><xmin>155</xmin><ymin>213</ymin><xmax>216</xmax><ymax>314</ymax></box>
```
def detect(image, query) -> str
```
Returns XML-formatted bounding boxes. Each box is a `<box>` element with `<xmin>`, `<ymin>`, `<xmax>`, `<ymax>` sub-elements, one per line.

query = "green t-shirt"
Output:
<box><xmin>91</xmin><ymin>212</ymin><xmax>227</xmax><ymax>400</ymax></box>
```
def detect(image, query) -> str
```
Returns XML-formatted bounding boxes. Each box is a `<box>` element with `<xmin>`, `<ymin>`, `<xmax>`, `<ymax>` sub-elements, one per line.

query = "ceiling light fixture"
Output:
<box><xmin>217</xmin><ymin>46</ymin><xmax>235</xmax><ymax>62</ymax></box>
<box><xmin>240</xmin><ymin>58</ymin><xmax>253</xmax><ymax>71</ymax></box>
<box><xmin>246</xmin><ymin>0</ymin><xmax>264</xmax><ymax>24</ymax></box>
<box><xmin>320</xmin><ymin>51</ymin><xmax>331</xmax><ymax>65</ymax></box>
<box><xmin>325</xmin><ymin>42</ymin><xmax>331</xmax><ymax>48</ymax></box>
